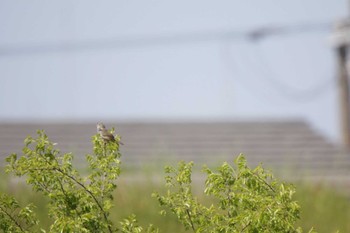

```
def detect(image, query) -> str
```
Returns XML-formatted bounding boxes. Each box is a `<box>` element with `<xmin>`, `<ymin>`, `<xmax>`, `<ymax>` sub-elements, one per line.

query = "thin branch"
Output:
<box><xmin>36</xmin><ymin>181</ymin><xmax>52</xmax><ymax>194</ymax></box>
<box><xmin>252</xmin><ymin>173</ymin><xmax>275</xmax><ymax>193</ymax></box>
<box><xmin>0</xmin><ymin>205</ymin><xmax>25</xmax><ymax>232</ymax></box>
<box><xmin>40</xmin><ymin>149</ymin><xmax>112</xmax><ymax>232</ymax></box>
<box><xmin>27</xmin><ymin>166</ymin><xmax>112</xmax><ymax>233</ymax></box>
<box><xmin>240</xmin><ymin>221</ymin><xmax>251</xmax><ymax>232</ymax></box>
<box><xmin>185</xmin><ymin>209</ymin><xmax>196</xmax><ymax>232</ymax></box>
<box><xmin>225</xmin><ymin>179</ymin><xmax>233</xmax><ymax>218</ymax></box>
<box><xmin>53</xmin><ymin>168</ymin><xmax>113</xmax><ymax>233</ymax></box>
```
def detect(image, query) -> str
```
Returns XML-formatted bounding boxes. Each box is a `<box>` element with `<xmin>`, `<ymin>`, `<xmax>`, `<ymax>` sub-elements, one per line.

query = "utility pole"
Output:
<box><xmin>337</xmin><ymin>42</ymin><xmax>350</xmax><ymax>148</ymax></box>
<box><xmin>331</xmin><ymin>18</ymin><xmax>350</xmax><ymax>148</ymax></box>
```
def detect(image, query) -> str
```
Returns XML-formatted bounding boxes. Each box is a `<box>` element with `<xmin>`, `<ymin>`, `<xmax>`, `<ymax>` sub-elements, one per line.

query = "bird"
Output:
<box><xmin>96</xmin><ymin>123</ymin><xmax>124</xmax><ymax>145</ymax></box>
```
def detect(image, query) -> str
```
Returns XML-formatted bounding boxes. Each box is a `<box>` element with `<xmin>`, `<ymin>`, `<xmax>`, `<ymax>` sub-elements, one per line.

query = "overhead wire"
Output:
<box><xmin>0</xmin><ymin>21</ymin><xmax>336</xmax><ymax>102</ymax></box>
<box><xmin>218</xmin><ymin>22</ymin><xmax>335</xmax><ymax>103</ymax></box>
<box><xmin>244</xmin><ymin>41</ymin><xmax>335</xmax><ymax>101</ymax></box>
<box><xmin>219</xmin><ymin>41</ymin><xmax>286</xmax><ymax>104</ymax></box>
<box><xmin>0</xmin><ymin>22</ymin><xmax>332</xmax><ymax>56</ymax></box>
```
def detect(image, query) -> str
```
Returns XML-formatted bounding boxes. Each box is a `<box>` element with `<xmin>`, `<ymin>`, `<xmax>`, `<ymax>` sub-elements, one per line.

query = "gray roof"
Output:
<box><xmin>0</xmin><ymin>121</ymin><xmax>349</xmax><ymax>179</ymax></box>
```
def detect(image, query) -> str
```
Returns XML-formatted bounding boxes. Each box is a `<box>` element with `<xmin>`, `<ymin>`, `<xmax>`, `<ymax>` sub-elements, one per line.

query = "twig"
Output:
<box><xmin>0</xmin><ymin>205</ymin><xmax>25</xmax><ymax>232</ymax></box>
<box><xmin>240</xmin><ymin>221</ymin><xmax>251</xmax><ymax>232</ymax></box>
<box><xmin>53</xmin><ymin>168</ymin><xmax>113</xmax><ymax>233</ymax></box>
<box><xmin>186</xmin><ymin>208</ymin><xmax>196</xmax><ymax>232</ymax></box>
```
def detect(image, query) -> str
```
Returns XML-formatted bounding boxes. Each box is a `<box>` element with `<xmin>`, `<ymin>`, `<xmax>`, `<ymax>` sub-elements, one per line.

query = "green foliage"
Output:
<box><xmin>0</xmin><ymin>193</ymin><xmax>38</xmax><ymax>233</ymax></box>
<box><xmin>153</xmin><ymin>156</ymin><xmax>315</xmax><ymax>233</ymax></box>
<box><xmin>2</xmin><ymin>130</ymin><xmax>154</xmax><ymax>233</ymax></box>
<box><xmin>119</xmin><ymin>214</ymin><xmax>158</xmax><ymax>233</ymax></box>
<box><xmin>0</xmin><ymin>130</ymin><xmax>316</xmax><ymax>232</ymax></box>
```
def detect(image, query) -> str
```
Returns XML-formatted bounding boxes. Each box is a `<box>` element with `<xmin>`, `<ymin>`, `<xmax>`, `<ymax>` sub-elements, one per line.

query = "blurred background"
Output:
<box><xmin>0</xmin><ymin>1</ymin><xmax>350</xmax><ymax>232</ymax></box>
<box><xmin>0</xmin><ymin>0</ymin><xmax>347</xmax><ymax>140</ymax></box>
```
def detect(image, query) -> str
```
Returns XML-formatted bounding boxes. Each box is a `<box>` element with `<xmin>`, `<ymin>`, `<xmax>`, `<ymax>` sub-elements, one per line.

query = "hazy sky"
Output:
<box><xmin>0</xmin><ymin>1</ymin><xmax>348</xmax><ymax>142</ymax></box>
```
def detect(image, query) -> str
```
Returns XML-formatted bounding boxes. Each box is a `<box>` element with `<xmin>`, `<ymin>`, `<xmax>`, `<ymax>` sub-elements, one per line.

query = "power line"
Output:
<box><xmin>248</xmin><ymin>43</ymin><xmax>335</xmax><ymax>101</ymax></box>
<box><xmin>0</xmin><ymin>22</ymin><xmax>331</xmax><ymax>56</ymax></box>
<box><xmin>219</xmin><ymin>41</ymin><xmax>290</xmax><ymax>104</ymax></box>
<box><xmin>220</xmin><ymin>40</ymin><xmax>334</xmax><ymax>103</ymax></box>
<box><xmin>246</xmin><ymin>22</ymin><xmax>331</xmax><ymax>41</ymax></box>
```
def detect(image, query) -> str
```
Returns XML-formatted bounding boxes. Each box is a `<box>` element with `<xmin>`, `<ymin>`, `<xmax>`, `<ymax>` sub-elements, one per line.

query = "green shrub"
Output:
<box><xmin>0</xmin><ymin>130</ymin><xmax>314</xmax><ymax>232</ymax></box>
<box><xmin>153</xmin><ymin>157</ymin><xmax>314</xmax><ymax>233</ymax></box>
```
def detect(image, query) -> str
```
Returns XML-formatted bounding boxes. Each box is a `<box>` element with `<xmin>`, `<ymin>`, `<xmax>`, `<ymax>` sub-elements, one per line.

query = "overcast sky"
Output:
<box><xmin>0</xmin><ymin>1</ymin><xmax>348</xmax><ymax>142</ymax></box>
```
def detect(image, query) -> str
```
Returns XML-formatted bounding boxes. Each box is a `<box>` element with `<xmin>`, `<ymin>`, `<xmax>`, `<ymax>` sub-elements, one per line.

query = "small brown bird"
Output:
<box><xmin>96</xmin><ymin>123</ymin><xmax>123</xmax><ymax>145</ymax></box>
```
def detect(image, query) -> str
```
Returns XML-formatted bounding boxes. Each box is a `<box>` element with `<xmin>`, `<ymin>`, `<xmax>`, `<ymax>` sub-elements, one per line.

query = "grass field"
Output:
<box><xmin>1</xmin><ymin>170</ymin><xmax>349</xmax><ymax>233</ymax></box>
